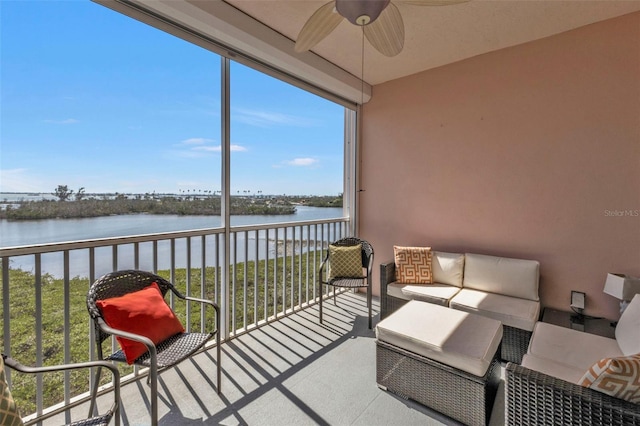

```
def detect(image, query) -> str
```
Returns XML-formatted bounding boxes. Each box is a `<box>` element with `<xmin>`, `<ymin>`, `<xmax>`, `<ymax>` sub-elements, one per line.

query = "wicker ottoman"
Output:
<box><xmin>376</xmin><ymin>300</ymin><xmax>503</xmax><ymax>426</ymax></box>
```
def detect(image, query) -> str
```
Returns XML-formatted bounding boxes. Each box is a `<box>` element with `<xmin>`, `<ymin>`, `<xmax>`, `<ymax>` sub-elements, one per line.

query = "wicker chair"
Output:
<box><xmin>318</xmin><ymin>237</ymin><xmax>374</xmax><ymax>329</ymax></box>
<box><xmin>506</xmin><ymin>362</ymin><xmax>640</xmax><ymax>425</ymax></box>
<box><xmin>2</xmin><ymin>354</ymin><xmax>120</xmax><ymax>426</ymax></box>
<box><xmin>86</xmin><ymin>270</ymin><xmax>221</xmax><ymax>425</ymax></box>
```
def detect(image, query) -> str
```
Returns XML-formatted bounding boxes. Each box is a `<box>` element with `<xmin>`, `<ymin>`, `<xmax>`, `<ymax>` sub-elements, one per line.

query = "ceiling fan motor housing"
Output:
<box><xmin>335</xmin><ymin>0</ymin><xmax>391</xmax><ymax>26</ymax></box>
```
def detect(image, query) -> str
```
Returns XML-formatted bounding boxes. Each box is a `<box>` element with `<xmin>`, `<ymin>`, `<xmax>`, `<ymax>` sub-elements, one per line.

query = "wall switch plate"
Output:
<box><xmin>571</xmin><ymin>290</ymin><xmax>586</xmax><ymax>311</ymax></box>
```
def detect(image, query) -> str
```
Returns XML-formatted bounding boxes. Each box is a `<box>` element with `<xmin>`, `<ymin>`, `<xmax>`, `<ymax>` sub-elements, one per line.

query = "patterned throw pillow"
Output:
<box><xmin>394</xmin><ymin>246</ymin><xmax>433</xmax><ymax>284</ymax></box>
<box><xmin>328</xmin><ymin>244</ymin><xmax>363</xmax><ymax>280</ymax></box>
<box><xmin>579</xmin><ymin>353</ymin><xmax>640</xmax><ymax>404</ymax></box>
<box><xmin>0</xmin><ymin>356</ymin><xmax>24</xmax><ymax>426</ymax></box>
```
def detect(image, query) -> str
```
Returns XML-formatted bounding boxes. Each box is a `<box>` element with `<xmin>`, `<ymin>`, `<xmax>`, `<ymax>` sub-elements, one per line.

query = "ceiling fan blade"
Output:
<box><xmin>363</xmin><ymin>3</ymin><xmax>404</xmax><ymax>57</ymax></box>
<box><xmin>398</xmin><ymin>0</ymin><xmax>470</xmax><ymax>6</ymax></box>
<box><xmin>295</xmin><ymin>2</ymin><xmax>344</xmax><ymax>53</ymax></box>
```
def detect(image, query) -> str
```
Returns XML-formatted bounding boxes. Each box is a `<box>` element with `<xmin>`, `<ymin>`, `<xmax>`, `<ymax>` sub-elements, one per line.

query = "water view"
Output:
<box><xmin>0</xmin><ymin>205</ymin><xmax>343</xmax><ymax>247</ymax></box>
<box><xmin>0</xmin><ymin>203</ymin><xmax>344</xmax><ymax>277</ymax></box>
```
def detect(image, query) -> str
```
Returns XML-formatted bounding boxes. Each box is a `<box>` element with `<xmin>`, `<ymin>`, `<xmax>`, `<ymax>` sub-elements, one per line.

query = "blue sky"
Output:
<box><xmin>0</xmin><ymin>0</ymin><xmax>346</xmax><ymax>196</ymax></box>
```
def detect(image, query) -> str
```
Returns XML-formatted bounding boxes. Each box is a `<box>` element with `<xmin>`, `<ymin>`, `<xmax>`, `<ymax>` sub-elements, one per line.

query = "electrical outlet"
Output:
<box><xmin>570</xmin><ymin>291</ymin><xmax>586</xmax><ymax>311</ymax></box>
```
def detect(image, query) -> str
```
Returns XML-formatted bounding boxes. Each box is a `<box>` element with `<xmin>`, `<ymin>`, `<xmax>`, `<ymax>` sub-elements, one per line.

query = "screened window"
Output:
<box><xmin>1</xmin><ymin>0</ymin><xmax>353</xmax><ymax>249</ymax></box>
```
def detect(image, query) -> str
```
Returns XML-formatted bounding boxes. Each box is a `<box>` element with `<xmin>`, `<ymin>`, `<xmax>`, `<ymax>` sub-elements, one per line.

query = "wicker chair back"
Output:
<box><xmin>329</xmin><ymin>237</ymin><xmax>374</xmax><ymax>269</ymax></box>
<box><xmin>87</xmin><ymin>269</ymin><xmax>175</xmax><ymax>345</ymax></box>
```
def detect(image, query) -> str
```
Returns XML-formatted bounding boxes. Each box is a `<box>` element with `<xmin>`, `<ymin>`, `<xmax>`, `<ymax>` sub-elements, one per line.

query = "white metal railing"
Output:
<box><xmin>0</xmin><ymin>217</ymin><xmax>349</xmax><ymax>424</ymax></box>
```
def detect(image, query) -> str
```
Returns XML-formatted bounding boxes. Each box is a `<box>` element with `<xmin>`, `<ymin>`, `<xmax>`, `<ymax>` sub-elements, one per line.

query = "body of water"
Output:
<box><xmin>0</xmin><ymin>205</ymin><xmax>345</xmax><ymax>277</ymax></box>
<box><xmin>0</xmin><ymin>205</ymin><xmax>343</xmax><ymax>247</ymax></box>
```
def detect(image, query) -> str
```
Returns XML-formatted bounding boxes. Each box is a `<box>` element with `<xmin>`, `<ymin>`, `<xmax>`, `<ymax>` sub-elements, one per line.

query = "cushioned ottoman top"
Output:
<box><xmin>376</xmin><ymin>300</ymin><xmax>503</xmax><ymax>377</ymax></box>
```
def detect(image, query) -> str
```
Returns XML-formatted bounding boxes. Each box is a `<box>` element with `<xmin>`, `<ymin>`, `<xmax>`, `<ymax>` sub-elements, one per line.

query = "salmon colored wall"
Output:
<box><xmin>359</xmin><ymin>12</ymin><xmax>640</xmax><ymax>320</ymax></box>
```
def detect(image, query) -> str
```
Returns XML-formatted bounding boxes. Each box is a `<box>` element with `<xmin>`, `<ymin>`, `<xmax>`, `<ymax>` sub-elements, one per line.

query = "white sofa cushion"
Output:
<box><xmin>463</xmin><ymin>253</ymin><xmax>540</xmax><ymax>301</ymax></box>
<box><xmin>521</xmin><ymin>353</ymin><xmax>587</xmax><ymax>384</ymax></box>
<box><xmin>387</xmin><ymin>282</ymin><xmax>460</xmax><ymax>306</ymax></box>
<box><xmin>376</xmin><ymin>300</ymin><xmax>502</xmax><ymax>377</ymax></box>
<box><xmin>527</xmin><ymin>322</ymin><xmax>624</xmax><ymax>371</ymax></box>
<box><xmin>431</xmin><ymin>251</ymin><xmax>465</xmax><ymax>287</ymax></box>
<box><xmin>615</xmin><ymin>294</ymin><xmax>640</xmax><ymax>356</ymax></box>
<box><xmin>449</xmin><ymin>288</ymin><xmax>540</xmax><ymax>331</ymax></box>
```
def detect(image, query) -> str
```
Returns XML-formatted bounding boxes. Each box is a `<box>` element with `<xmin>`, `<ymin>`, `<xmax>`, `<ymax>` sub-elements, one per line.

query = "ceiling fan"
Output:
<box><xmin>295</xmin><ymin>0</ymin><xmax>469</xmax><ymax>57</ymax></box>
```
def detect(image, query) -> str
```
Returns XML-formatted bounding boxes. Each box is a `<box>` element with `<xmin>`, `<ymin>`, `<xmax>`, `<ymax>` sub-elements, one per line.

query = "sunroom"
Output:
<box><xmin>1</xmin><ymin>0</ymin><xmax>639</xmax><ymax>425</ymax></box>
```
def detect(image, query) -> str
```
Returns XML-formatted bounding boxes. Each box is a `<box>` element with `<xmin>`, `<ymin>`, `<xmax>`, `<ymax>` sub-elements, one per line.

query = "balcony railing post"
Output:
<box><xmin>186</xmin><ymin>236</ymin><xmax>192</xmax><ymax>333</ymax></box>
<box><xmin>291</xmin><ymin>226</ymin><xmax>296</xmax><ymax>311</ymax></box>
<box><xmin>201</xmin><ymin>235</ymin><xmax>206</xmax><ymax>333</ymax></box>
<box><xmin>264</xmin><ymin>229</ymin><xmax>270</xmax><ymax>322</ymax></box>
<box><xmin>274</xmin><ymin>230</ymin><xmax>278</xmax><ymax>318</ymax></box>
<box><xmin>243</xmin><ymin>230</ymin><xmax>248</xmax><ymax>331</ymax></box>
<box><xmin>35</xmin><ymin>254</ymin><xmax>43</xmax><ymax>417</ymax></box>
<box><xmin>88</xmin><ymin>247</ymin><xmax>97</xmax><ymax>396</ymax></box>
<box><xmin>231</xmin><ymin>232</ymin><xmax>237</xmax><ymax>333</ymax></box>
<box><xmin>253</xmin><ymin>229</ymin><xmax>259</xmax><ymax>327</ymax></box>
<box><xmin>63</xmin><ymin>250</ymin><xmax>71</xmax><ymax>424</ymax></box>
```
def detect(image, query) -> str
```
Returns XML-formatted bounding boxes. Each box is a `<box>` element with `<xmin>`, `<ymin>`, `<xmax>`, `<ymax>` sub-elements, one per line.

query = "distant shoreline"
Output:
<box><xmin>0</xmin><ymin>192</ymin><xmax>339</xmax><ymax>197</ymax></box>
<box><xmin>0</xmin><ymin>194</ymin><xmax>342</xmax><ymax>221</ymax></box>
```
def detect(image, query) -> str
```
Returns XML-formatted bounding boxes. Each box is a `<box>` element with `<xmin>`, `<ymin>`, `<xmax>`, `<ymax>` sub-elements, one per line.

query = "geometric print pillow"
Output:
<box><xmin>393</xmin><ymin>246</ymin><xmax>433</xmax><ymax>284</ymax></box>
<box><xmin>328</xmin><ymin>244</ymin><xmax>363</xmax><ymax>281</ymax></box>
<box><xmin>0</xmin><ymin>356</ymin><xmax>24</xmax><ymax>426</ymax></box>
<box><xmin>579</xmin><ymin>353</ymin><xmax>640</xmax><ymax>404</ymax></box>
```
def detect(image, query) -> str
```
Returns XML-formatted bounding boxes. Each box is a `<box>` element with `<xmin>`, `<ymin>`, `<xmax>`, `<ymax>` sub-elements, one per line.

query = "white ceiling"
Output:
<box><xmin>219</xmin><ymin>0</ymin><xmax>640</xmax><ymax>85</ymax></box>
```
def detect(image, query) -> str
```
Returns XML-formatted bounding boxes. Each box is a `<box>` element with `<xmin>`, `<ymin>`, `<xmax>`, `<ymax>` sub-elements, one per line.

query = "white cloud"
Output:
<box><xmin>44</xmin><ymin>118</ymin><xmax>79</xmax><ymax>125</ymax></box>
<box><xmin>233</xmin><ymin>108</ymin><xmax>318</xmax><ymax>128</ymax></box>
<box><xmin>230</xmin><ymin>144</ymin><xmax>247</xmax><ymax>152</ymax></box>
<box><xmin>171</xmin><ymin>137</ymin><xmax>246</xmax><ymax>158</ymax></box>
<box><xmin>171</xmin><ymin>151</ymin><xmax>200</xmax><ymax>159</ymax></box>
<box><xmin>181</xmin><ymin>138</ymin><xmax>213</xmax><ymax>145</ymax></box>
<box><xmin>286</xmin><ymin>158</ymin><xmax>318</xmax><ymax>167</ymax></box>
<box><xmin>192</xmin><ymin>146</ymin><xmax>219</xmax><ymax>152</ymax></box>
<box><xmin>192</xmin><ymin>144</ymin><xmax>247</xmax><ymax>152</ymax></box>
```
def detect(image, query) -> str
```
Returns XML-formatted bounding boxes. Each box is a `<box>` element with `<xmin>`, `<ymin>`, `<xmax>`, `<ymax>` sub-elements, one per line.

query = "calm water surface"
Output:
<box><xmin>0</xmin><ymin>206</ymin><xmax>344</xmax><ymax>277</ymax></box>
<box><xmin>0</xmin><ymin>206</ymin><xmax>343</xmax><ymax>247</ymax></box>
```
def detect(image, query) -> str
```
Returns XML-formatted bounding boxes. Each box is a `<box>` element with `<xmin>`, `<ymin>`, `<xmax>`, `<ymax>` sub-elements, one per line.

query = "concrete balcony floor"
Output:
<box><xmin>45</xmin><ymin>292</ymin><xmax>505</xmax><ymax>425</ymax></box>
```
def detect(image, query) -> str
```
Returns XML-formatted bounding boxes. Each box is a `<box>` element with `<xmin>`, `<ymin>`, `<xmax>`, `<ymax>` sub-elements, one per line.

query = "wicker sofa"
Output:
<box><xmin>505</xmin><ymin>294</ymin><xmax>640</xmax><ymax>425</ymax></box>
<box><xmin>380</xmin><ymin>251</ymin><xmax>540</xmax><ymax>364</ymax></box>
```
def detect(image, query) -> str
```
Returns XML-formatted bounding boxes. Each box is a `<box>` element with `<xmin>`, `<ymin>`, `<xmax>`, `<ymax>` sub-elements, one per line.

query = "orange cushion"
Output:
<box><xmin>96</xmin><ymin>282</ymin><xmax>185</xmax><ymax>364</ymax></box>
<box><xmin>394</xmin><ymin>246</ymin><xmax>433</xmax><ymax>284</ymax></box>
